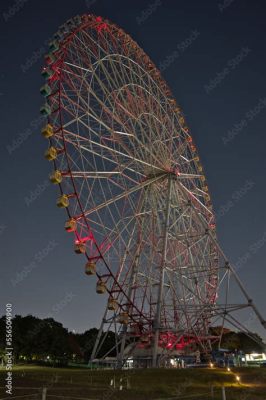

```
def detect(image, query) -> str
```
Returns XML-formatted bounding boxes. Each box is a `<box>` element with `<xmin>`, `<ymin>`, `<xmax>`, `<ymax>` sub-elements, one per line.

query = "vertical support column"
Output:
<box><xmin>152</xmin><ymin>176</ymin><xmax>172</xmax><ymax>367</ymax></box>
<box><xmin>90</xmin><ymin>306</ymin><xmax>108</xmax><ymax>362</ymax></box>
<box><xmin>42</xmin><ymin>387</ymin><xmax>47</xmax><ymax>400</ymax></box>
<box><xmin>118</xmin><ymin>188</ymin><xmax>149</xmax><ymax>368</ymax></box>
<box><xmin>118</xmin><ymin>324</ymin><xmax>128</xmax><ymax>368</ymax></box>
<box><xmin>222</xmin><ymin>386</ymin><xmax>226</xmax><ymax>400</ymax></box>
<box><xmin>118</xmin><ymin>250</ymin><xmax>142</xmax><ymax>367</ymax></box>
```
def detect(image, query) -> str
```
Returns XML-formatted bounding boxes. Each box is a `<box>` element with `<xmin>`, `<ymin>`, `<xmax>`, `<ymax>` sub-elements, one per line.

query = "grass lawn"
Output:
<box><xmin>0</xmin><ymin>365</ymin><xmax>265</xmax><ymax>399</ymax></box>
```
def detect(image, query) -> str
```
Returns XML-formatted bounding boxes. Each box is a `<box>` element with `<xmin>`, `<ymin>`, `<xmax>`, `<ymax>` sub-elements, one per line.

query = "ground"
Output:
<box><xmin>0</xmin><ymin>365</ymin><xmax>265</xmax><ymax>399</ymax></box>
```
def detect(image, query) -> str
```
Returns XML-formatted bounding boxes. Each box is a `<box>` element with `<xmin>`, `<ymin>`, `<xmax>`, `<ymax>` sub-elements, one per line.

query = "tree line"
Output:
<box><xmin>0</xmin><ymin>315</ymin><xmax>115</xmax><ymax>366</ymax></box>
<box><xmin>0</xmin><ymin>315</ymin><xmax>264</xmax><ymax>366</ymax></box>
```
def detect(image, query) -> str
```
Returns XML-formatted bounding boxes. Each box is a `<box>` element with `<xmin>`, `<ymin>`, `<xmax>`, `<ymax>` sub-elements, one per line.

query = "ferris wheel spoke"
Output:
<box><xmin>91</xmin><ymin>67</ymin><xmax>167</xmax><ymax>167</ymax></box>
<box><xmin>61</xmin><ymin>78</ymin><xmax>165</xmax><ymax>173</ymax></box>
<box><xmin>98</xmin><ymin>54</ymin><xmax>163</xmax><ymax>106</ymax></box>
<box><xmin>98</xmin><ymin>188</ymin><xmax>150</xmax><ymax>257</ymax></box>
<box><xmin>81</xmin><ymin>173</ymin><xmax>166</xmax><ymax>218</ymax></box>
<box><xmin>71</xmin><ymin>31</ymin><xmax>99</xmax><ymax>63</ymax></box>
<box><xmin>63</xmin><ymin>51</ymin><xmax>183</xmax><ymax>170</ymax></box>
<box><xmin>64</xmin><ymin>135</ymin><xmax>146</xmax><ymax>181</ymax></box>
<box><xmin>91</xmin><ymin>56</ymin><xmax>177</xmax><ymax>162</ymax></box>
<box><xmin>68</xmin><ymin>125</ymin><xmax>163</xmax><ymax>173</ymax></box>
<box><xmin>64</xmin><ymin>61</ymin><xmax>93</xmax><ymax>73</ymax></box>
<box><xmin>65</xmin><ymin>171</ymin><xmax>122</xmax><ymax>179</ymax></box>
<box><xmin>175</xmin><ymin>181</ymin><xmax>212</xmax><ymax>219</ymax></box>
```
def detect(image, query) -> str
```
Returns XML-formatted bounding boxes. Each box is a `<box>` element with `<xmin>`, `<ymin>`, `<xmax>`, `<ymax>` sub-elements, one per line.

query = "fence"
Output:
<box><xmin>154</xmin><ymin>386</ymin><xmax>231</xmax><ymax>399</ymax></box>
<box><xmin>0</xmin><ymin>385</ymin><xmax>232</xmax><ymax>400</ymax></box>
<box><xmin>0</xmin><ymin>390</ymin><xmax>97</xmax><ymax>400</ymax></box>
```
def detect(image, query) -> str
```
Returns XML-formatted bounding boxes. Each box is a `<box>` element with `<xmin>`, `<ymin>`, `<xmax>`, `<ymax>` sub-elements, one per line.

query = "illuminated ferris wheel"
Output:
<box><xmin>40</xmin><ymin>14</ymin><xmax>266</xmax><ymax>367</ymax></box>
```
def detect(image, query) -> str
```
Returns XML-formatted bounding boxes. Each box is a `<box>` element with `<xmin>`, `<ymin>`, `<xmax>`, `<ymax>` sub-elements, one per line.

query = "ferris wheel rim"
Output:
<box><xmin>43</xmin><ymin>14</ymin><xmax>217</xmax><ymax>333</ymax></box>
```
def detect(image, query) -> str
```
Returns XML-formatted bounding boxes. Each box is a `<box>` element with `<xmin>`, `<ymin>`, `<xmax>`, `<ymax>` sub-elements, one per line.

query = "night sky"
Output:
<box><xmin>1</xmin><ymin>0</ymin><xmax>266</xmax><ymax>338</ymax></box>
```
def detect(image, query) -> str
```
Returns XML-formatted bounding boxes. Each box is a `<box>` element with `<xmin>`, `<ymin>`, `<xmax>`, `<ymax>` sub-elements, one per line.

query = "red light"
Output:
<box><xmin>95</xmin><ymin>16</ymin><xmax>109</xmax><ymax>33</ymax></box>
<box><xmin>75</xmin><ymin>233</ymin><xmax>95</xmax><ymax>245</ymax></box>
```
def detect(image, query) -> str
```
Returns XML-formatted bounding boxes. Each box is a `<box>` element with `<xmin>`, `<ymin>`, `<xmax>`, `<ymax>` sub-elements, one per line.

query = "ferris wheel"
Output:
<box><xmin>40</xmin><ymin>14</ymin><xmax>266</xmax><ymax>367</ymax></box>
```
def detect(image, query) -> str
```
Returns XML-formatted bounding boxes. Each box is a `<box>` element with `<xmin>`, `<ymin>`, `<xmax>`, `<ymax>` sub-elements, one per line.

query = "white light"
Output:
<box><xmin>114</xmin><ymin>130</ymin><xmax>134</xmax><ymax>137</ymax></box>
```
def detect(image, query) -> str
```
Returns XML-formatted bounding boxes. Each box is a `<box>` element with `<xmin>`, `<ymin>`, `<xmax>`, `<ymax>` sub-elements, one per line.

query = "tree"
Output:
<box><xmin>74</xmin><ymin>328</ymin><xmax>116</xmax><ymax>361</ymax></box>
<box><xmin>237</xmin><ymin>332</ymin><xmax>265</xmax><ymax>353</ymax></box>
<box><xmin>0</xmin><ymin>314</ymin><xmax>71</xmax><ymax>363</ymax></box>
<box><xmin>220</xmin><ymin>332</ymin><xmax>241</xmax><ymax>351</ymax></box>
<box><xmin>0</xmin><ymin>314</ymin><xmax>117</xmax><ymax>365</ymax></box>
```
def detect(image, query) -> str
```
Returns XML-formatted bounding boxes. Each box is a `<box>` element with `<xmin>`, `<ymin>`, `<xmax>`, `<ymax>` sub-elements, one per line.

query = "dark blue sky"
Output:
<box><xmin>1</xmin><ymin>0</ymin><xmax>265</xmax><ymax>337</ymax></box>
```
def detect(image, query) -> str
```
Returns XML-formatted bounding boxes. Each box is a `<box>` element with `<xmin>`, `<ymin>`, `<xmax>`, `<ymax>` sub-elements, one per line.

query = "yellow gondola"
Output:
<box><xmin>45</xmin><ymin>147</ymin><xmax>57</xmax><ymax>161</ymax></box>
<box><xmin>85</xmin><ymin>261</ymin><xmax>96</xmax><ymax>275</ymax></box>
<box><xmin>57</xmin><ymin>194</ymin><xmax>69</xmax><ymax>208</ymax></box>
<box><xmin>50</xmin><ymin>170</ymin><xmax>62</xmax><ymax>184</ymax></box>
<box><xmin>96</xmin><ymin>281</ymin><xmax>106</xmax><ymax>294</ymax></box>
